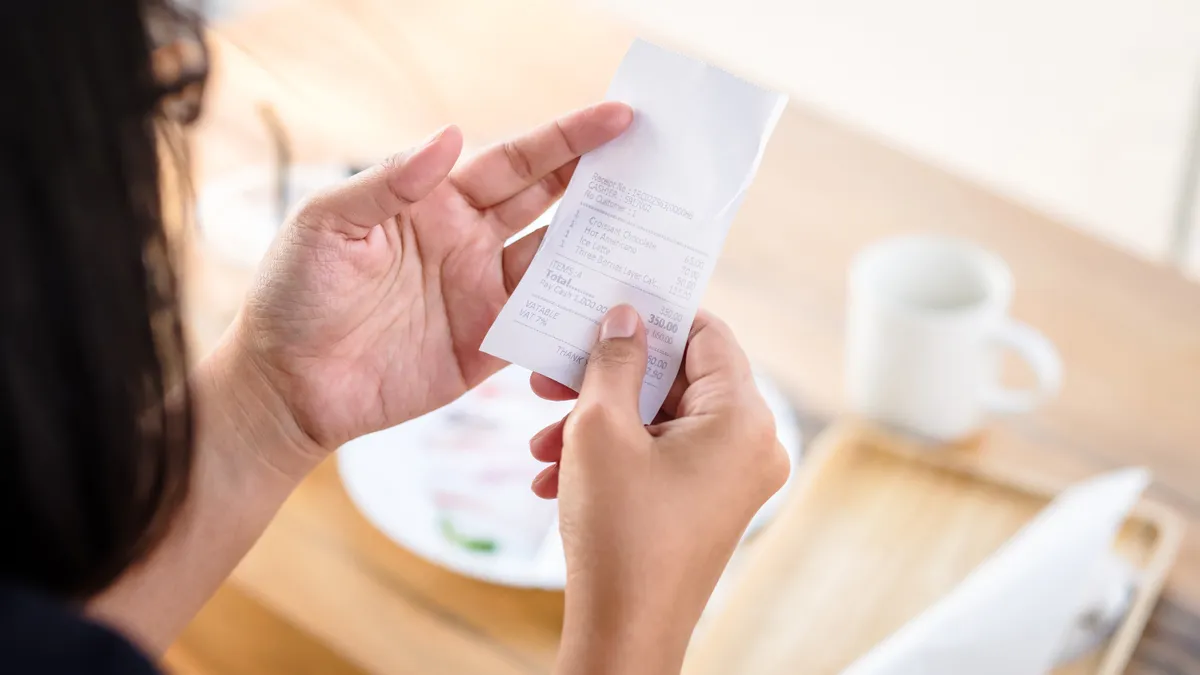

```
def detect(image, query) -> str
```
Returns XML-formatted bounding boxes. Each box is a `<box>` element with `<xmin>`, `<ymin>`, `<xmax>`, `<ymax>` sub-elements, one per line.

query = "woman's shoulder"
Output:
<box><xmin>0</xmin><ymin>585</ymin><xmax>159</xmax><ymax>675</ymax></box>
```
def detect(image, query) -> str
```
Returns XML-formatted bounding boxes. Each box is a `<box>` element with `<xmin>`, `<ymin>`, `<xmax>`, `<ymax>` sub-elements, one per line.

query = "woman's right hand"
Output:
<box><xmin>528</xmin><ymin>305</ymin><xmax>790</xmax><ymax>675</ymax></box>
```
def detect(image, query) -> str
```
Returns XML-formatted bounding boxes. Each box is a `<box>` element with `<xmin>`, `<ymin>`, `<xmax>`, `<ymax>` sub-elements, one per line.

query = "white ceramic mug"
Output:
<box><xmin>846</xmin><ymin>235</ymin><xmax>1062</xmax><ymax>441</ymax></box>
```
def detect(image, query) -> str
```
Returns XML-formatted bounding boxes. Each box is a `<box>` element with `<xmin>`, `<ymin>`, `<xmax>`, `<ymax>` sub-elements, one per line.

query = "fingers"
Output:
<box><xmin>530</xmin><ymin>373</ymin><xmax>578</xmax><ymax>401</ymax></box>
<box><xmin>656</xmin><ymin>368</ymin><xmax>690</xmax><ymax>421</ymax></box>
<box><xmin>501</xmin><ymin>226</ymin><xmax>546</xmax><ymax>295</ymax></box>
<box><xmin>530</xmin><ymin>417</ymin><xmax>566</xmax><ymax>463</ymax></box>
<box><xmin>486</xmin><ymin>159</ymin><xmax>578</xmax><ymax>235</ymax></box>
<box><xmin>301</xmin><ymin>126</ymin><xmax>464</xmax><ymax>237</ymax></box>
<box><xmin>650</xmin><ymin>311</ymin><xmax>719</xmax><ymax>419</ymax></box>
<box><xmin>531</xmin><ymin>463</ymin><xmax>560</xmax><ymax>499</ymax></box>
<box><xmin>529</xmin><ymin>306</ymin><xmax>645</xmax><ymax>502</ymax></box>
<box><xmin>673</xmin><ymin>310</ymin><xmax>758</xmax><ymax>419</ymax></box>
<box><xmin>529</xmin><ymin>416</ymin><xmax>566</xmax><ymax>501</ymax></box>
<box><xmin>451</xmin><ymin>102</ymin><xmax>633</xmax><ymax>230</ymax></box>
<box><xmin>576</xmin><ymin>305</ymin><xmax>647</xmax><ymax>423</ymax></box>
<box><xmin>681</xmin><ymin>310</ymin><xmax>753</xmax><ymax>386</ymax></box>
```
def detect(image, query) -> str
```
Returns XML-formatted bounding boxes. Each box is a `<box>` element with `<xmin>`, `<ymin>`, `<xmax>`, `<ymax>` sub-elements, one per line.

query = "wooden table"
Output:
<box><xmin>167</xmin><ymin>0</ymin><xmax>1200</xmax><ymax>672</ymax></box>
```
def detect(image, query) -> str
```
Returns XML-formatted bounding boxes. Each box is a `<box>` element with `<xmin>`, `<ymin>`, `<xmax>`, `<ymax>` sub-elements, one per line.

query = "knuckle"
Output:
<box><xmin>729</xmin><ymin>400</ymin><xmax>774</xmax><ymax>445</ymax></box>
<box><xmin>749</xmin><ymin>419</ymin><xmax>779</xmax><ymax>454</ymax></box>
<box><xmin>292</xmin><ymin>188</ymin><xmax>328</xmax><ymax>221</ymax></box>
<box><xmin>689</xmin><ymin>309</ymin><xmax>730</xmax><ymax>342</ymax></box>
<box><xmin>540</xmin><ymin>167</ymin><xmax>568</xmax><ymax>197</ymax></box>
<box><xmin>566</xmin><ymin>403</ymin><xmax>614</xmax><ymax>438</ymax></box>
<box><xmin>378</xmin><ymin>155</ymin><xmax>417</xmax><ymax>207</ymax></box>
<box><xmin>588</xmin><ymin>340</ymin><xmax>637</xmax><ymax>370</ymax></box>
<box><xmin>734</xmin><ymin>407</ymin><xmax>789</xmax><ymax>493</ymax></box>
<box><xmin>292</xmin><ymin>195</ymin><xmax>339</xmax><ymax>232</ymax></box>
<box><xmin>502</xmin><ymin>140</ymin><xmax>536</xmax><ymax>181</ymax></box>
<box><xmin>379</xmin><ymin>152</ymin><xmax>404</xmax><ymax>175</ymax></box>
<box><xmin>761</xmin><ymin>441</ymin><xmax>792</xmax><ymax>494</ymax></box>
<box><xmin>554</xmin><ymin>119</ymin><xmax>580</xmax><ymax>156</ymax></box>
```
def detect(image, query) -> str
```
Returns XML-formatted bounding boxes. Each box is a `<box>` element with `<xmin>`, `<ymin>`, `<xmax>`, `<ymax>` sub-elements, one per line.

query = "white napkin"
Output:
<box><xmin>842</xmin><ymin>468</ymin><xmax>1149</xmax><ymax>675</ymax></box>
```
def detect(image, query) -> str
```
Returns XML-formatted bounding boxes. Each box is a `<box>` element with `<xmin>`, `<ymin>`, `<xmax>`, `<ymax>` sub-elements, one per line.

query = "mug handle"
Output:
<box><xmin>983</xmin><ymin>320</ymin><xmax>1063</xmax><ymax>414</ymax></box>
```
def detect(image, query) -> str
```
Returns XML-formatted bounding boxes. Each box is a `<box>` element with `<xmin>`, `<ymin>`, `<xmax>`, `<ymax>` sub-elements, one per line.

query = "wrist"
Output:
<box><xmin>86</xmin><ymin>323</ymin><xmax>323</xmax><ymax>653</ymax></box>
<box><xmin>194</xmin><ymin>324</ymin><xmax>327</xmax><ymax>485</ymax></box>
<box><xmin>557</xmin><ymin>581</ymin><xmax>698</xmax><ymax>675</ymax></box>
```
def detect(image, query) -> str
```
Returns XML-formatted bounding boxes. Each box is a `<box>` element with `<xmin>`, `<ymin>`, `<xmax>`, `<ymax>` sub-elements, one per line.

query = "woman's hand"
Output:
<box><xmin>529</xmin><ymin>305</ymin><xmax>790</xmax><ymax>675</ymax></box>
<box><xmin>229</xmin><ymin>103</ymin><xmax>632</xmax><ymax>474</ymax></box>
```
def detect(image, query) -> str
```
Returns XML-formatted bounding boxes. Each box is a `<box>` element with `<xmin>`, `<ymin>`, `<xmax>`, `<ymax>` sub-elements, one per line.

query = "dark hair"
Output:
<box><xmin>0</xmin><ymin>0</ymin><xmax>207</xmax><ymax>599</ymax></box>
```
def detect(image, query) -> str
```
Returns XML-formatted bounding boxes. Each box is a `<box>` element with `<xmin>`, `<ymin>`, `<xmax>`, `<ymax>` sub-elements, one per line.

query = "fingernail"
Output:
<box><xmin>531</xmin><ymin>464</ymin><xmax>555</xmax><ymax>491</ymax></box>
<box><xmin>597</xmin><ymin>101</ymin><xmax>634</xmax><ymax>129</ymax></box>
<box><xmin>614</xmin><ymin>102</ymin><xmax>634</xmax><ymax>127</ymax></box>
<box><xmin>422</xmin><ymin>124</ymin><xmax>452</xmax><ymax>148</ymax></box>
<box><xmin>600</xmin><ymin>305</ymin><xmax>639</xmax><ymax>340</ymax></box>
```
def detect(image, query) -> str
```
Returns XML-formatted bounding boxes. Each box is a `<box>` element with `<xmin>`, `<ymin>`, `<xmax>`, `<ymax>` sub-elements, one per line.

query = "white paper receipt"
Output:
<box><xmin>481</xmin><ymin>39</ymin><xmax>787</xmax><ymax>422</ymax></box>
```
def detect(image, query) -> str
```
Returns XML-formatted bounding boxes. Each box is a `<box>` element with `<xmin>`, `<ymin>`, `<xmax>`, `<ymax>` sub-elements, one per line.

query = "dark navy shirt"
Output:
<box><xmin>0</xmin><ymin>586</ymin><xmax>157</xmax><ymax>674</ymax></box>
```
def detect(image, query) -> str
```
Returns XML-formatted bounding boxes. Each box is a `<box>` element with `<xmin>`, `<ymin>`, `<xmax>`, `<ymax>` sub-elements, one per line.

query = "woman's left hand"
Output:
<box><xmin>230</xmin><ymin>102</ymin><xmax>632</xmax><ymax>468</ymax></box>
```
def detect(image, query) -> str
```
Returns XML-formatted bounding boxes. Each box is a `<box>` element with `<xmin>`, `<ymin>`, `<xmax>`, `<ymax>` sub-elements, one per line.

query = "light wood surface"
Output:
<box><xmin>685</xmin><ymin>422</ymin><xmax>1183</xmax><ymax>675</ymax></box>
<box><xmin>169</xmin><ymin>0</ymin><xmax>1200</xmax><ymax>672</ymax></box>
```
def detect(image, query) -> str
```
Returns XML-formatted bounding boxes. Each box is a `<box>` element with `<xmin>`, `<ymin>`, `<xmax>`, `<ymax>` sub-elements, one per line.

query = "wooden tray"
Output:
<box><xmin>685</xmin><ymin>422</ymin><xmax>1184</xmax><ymax>675</ymax></box>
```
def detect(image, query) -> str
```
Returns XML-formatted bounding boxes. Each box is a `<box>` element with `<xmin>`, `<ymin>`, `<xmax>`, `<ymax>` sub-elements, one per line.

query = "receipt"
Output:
<box><xmin>481</xmin><ymin>39</ymin><xmax>787</xmax><ymax>422</ymax></box>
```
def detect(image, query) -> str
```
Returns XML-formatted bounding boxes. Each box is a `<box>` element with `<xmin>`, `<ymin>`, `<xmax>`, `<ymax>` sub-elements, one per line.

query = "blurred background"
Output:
<box><xmin>169</xmin><ymin>0</ymin><xmax>1200</xmax><ymax>673</ymax></box>
<box><xmin>602</xmin><ymin>0</ymin><xmax>1200</xmax><ymax>273</ymax></box>
<box><xmin>188</xmin><ymin>0</ymin><xmax>1200</xmax><ymax>277</ymax></box>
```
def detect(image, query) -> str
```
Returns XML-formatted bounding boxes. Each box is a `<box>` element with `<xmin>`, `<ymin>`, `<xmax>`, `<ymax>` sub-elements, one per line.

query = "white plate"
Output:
<box><xmin>338</xmin><ymin>365</ymin><xmax>802</xmax><ymax>589</ymax></box>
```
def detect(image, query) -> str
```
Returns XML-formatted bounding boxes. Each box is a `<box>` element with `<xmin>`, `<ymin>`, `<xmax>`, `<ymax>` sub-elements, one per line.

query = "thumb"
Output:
<box><xmin>301</xmin><ymin>125</ymin><xmax>463</xmax><ymax>237</ymax></box>
<box><xmin>578</xmin><ymin>305</ymin><xmax>647</xmax><ymax>421</ymax></box>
